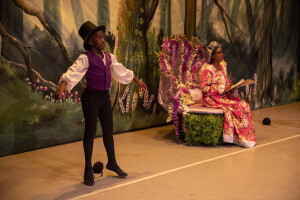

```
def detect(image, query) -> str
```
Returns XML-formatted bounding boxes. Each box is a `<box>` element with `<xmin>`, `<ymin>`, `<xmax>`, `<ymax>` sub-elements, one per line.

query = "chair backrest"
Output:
<box><xmin>158</xmin><ymin>35</ymin><xmax>206</xmax><ymax>112</ymax></box>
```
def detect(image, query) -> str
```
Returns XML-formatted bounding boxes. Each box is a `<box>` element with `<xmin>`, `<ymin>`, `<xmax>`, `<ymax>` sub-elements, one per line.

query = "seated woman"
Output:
<box><xmin>200</xmin><ymin>41</ymin><xmax>256</xmax><ymax>148</ymax></box>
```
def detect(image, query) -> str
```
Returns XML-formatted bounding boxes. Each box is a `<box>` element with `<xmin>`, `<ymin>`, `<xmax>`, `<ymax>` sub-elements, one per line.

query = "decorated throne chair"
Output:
<box><xmin>158</xmin><ymin>35</ymin><xmax>224</xmax><ymax>146</ymax></box>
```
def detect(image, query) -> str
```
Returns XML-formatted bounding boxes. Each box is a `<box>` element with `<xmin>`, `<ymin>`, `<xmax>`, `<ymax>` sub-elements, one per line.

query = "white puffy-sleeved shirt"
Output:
<box><xmin>59</xmin><ymin>52</ymin><xmax>134</xmax><ymax>91</ymax></box>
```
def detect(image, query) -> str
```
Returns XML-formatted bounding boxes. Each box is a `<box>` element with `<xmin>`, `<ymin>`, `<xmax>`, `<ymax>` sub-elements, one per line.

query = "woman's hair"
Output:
<box><xmin>205</xmin><ymin>41</ymin><xmax>221</xmax><ymax>64</ymax></box>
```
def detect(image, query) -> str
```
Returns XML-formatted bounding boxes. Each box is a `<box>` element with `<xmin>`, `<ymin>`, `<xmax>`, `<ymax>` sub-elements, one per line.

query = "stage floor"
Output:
<box><xmin>1</xmin><ymin>102</ymin><xmax>300</xmax><ymax>200</ymax></box>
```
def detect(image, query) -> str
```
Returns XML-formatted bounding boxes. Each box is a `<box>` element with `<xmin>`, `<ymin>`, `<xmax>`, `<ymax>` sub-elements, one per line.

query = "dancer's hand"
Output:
<box><xmin>55</xmin><ymin>81</ymin><xmax>67</xmax><ymax>99</ymax></box>
<box><xmin>133</xmin><ymin>77</ymin><xmax>147</xmax><ymax>91</ymax></box>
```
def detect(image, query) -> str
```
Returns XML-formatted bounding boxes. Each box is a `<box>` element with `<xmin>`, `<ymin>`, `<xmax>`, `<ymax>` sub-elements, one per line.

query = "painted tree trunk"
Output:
<box><xmin>0</xmin><ymin>0</ymin><xmax>24</xmax><ymax>64</ymax></box>
<box><xmin>184</xmin><ymin>0</ymin><xmax>196</xmax><ymax>40</ymax></box>
<box><xmin>160</xmin><ymin>0</ymin><xmax>171</xmax><ymax>36</ymax></box>
<box><xmin>256</xmin><ymin>0</ymin><xmax>274</xmax><ymax>106</ymax></box>
<box><xmin>115</xmin><ymin>0</ymin><xmax>159</xmax><ymax>94</ymax></box>
<box><xmin>70</xmin><ymin>0</ymin><xmax>84</xmax><ymax>30</ymax></box>
<box><xmin>197</xmin><ymin>0</ymin><xmax>214</xmax><ymax>44</ymax></box>
<box><xmin>97</xmin><ymin>0</ymin><xmax>110</xmax><ymax>31</ymax></box>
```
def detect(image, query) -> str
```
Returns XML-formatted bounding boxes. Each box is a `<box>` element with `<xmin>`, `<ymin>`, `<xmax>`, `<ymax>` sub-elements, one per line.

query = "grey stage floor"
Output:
<box><xmin>0</xmin><ymin>102</ymin><xmax>300</xmax><ymax>200</ymax></box>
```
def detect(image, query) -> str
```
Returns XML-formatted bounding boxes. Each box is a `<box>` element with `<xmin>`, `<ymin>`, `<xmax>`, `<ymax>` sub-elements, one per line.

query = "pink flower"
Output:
<box><xmin>36</xmin><ymin>79</ymin><xmax>40</xmax><ymax>84</ymax></box>
<box><xmin>43</xmin><ymin>86</ymin><xmax>47</xmax><ymax>91</ymax></box>
<box><xmin>77</xmin><ymin>97</ymin><xmax>81</xmax><ymax>101</ymax></box>
<box><xmin>75</xmin><ymin>91</ymin><xmax>78</xmax><ymax>96</ymax></box>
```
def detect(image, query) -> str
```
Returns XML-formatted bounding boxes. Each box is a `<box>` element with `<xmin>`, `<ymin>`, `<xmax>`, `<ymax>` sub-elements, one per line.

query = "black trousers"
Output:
<box><xmin>81</xmin><ymin>89</ymin><xmax>117</xmax><ymax>171</ymax></box>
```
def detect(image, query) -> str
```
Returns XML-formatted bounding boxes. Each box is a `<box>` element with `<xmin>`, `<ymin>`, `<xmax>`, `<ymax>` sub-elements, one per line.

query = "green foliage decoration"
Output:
<box><xmin>0</xmin><ymin>61</ymin><xmax>84</xmax><ymax>156</ymax></box>
<box><xmin>184</xmin><ymin>113</ymin><xmax>224</xmax><ymax>146</ymax></box>
<box><xmin>0</xmin><ymin>61</ymin><xmax>16</xmax><ymax>79</ymax></box>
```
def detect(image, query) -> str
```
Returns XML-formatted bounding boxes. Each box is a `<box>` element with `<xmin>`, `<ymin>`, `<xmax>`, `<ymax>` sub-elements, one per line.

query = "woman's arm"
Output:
<box><xmin>221</xmin><ymin>63</ymin><xmax>232</xmax><ymax>92</ymax></box>
<box><xmin>200</xmin><ymin>69</ymin><xmax>226</xmax><ymax>96</ymax></box>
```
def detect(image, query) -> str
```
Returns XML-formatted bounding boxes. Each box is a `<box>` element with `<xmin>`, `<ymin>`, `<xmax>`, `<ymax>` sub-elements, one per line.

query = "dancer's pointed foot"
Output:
<box><xmin>106</xmin><ymin>163</ymin><xmax>128</xmax><ymax>177</ymax></box>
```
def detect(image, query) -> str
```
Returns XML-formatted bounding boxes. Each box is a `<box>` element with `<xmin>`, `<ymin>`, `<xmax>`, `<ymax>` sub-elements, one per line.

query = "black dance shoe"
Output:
<box><xmin>106</xmin><ymin>163</ymin><xmax>128</xmax><ymax>177</ymax></box>
<box><xmin>84</xmin><ymin>170</ymin><xmax>95</xmax><ymax>186</ymax></box>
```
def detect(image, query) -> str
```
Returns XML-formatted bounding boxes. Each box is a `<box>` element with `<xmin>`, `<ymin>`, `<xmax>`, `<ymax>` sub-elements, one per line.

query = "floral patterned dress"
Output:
<box><xmin>200</xmin><ymin>62</ymin><xmax>256</xmax><ymax>148</ymax></box>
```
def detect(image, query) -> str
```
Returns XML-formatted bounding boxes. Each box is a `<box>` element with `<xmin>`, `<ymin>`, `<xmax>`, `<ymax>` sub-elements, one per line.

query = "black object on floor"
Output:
<box><xmin>263</xmin><ymin>117</ymin><xmax>271</xmax><ymax>125</ymax></box>
<box><xmin>93</xmin><ymin>161</ymin><xmax>104</xmax><ymax>174</ymax></box>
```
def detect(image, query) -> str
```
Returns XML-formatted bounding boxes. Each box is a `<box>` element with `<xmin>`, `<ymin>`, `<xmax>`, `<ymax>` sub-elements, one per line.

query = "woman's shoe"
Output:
<box><xmin>106</xmin><ymin>164</ymin><xmax>128</xmax><ymax>177</ymax></box>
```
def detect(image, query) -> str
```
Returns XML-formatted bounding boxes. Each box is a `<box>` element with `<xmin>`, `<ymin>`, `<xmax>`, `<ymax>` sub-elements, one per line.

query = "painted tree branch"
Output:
<box><xmin>217</xmin><ymin>1</ymin><xmax>247</xmax><ymax>37</ymax></box>
<box><xmin>214</xmin><ymin>0</ymin><xmax>248</xmax><ymax>72</ymax></box>
<box><xmin>0</xmin><ymin>55</ymin><xmax>58</xmax><ymax>91</ymax></box>
<box><xmin>0</xmin><ymin>21</ymin><xmax>34</xmax><ymax>82</ymax></box>
<box><xmin>12</xmin><ymin>0</ymin><xmax>86</xmax><ymax>88</ymax></box>
<box><xmin>12</xmin><ymin>0</ymin><xmax>73</xmax><ymax>66</ymax></box>
<box><xmin>214</xmin><ymin>0</ymin><xmax>238</xmax><ymax>55</ymax></box>
<box><xmin>0</xmin><ymin>22</ymin><xmax>57</xmax><ymax>92</ymax></box>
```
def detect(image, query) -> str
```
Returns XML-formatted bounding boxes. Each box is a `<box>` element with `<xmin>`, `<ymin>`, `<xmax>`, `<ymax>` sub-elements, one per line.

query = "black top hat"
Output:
<box><xmin>78</xmin><ymin>21</ymin><xmax>106</xmax><ymax>50</ymax></box>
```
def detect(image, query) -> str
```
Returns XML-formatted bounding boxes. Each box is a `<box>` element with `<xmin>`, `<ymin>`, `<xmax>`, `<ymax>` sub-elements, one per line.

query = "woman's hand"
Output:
<box><xmin>55</xmin><ymin>81</ymin><xmax>67</xmax><ymax>99</ymax></box>
<box><xmin>225</xmin><ymin>84</ymin><xmax>231</xmax><ymax>92</ymax></box>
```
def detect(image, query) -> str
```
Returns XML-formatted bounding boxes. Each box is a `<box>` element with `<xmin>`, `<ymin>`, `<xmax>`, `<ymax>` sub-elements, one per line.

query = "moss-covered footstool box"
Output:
<box><xmin>184</xmin><ymin>113</ymin><xmax>224</xmax><ymax>146</ymax></box>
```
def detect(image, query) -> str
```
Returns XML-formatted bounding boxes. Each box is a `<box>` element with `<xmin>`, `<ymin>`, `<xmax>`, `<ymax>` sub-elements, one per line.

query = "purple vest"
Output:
<box><xmin>84</xmin><ymin>51</ymin><xmax>112</xmax><ymax>90</ymax></box>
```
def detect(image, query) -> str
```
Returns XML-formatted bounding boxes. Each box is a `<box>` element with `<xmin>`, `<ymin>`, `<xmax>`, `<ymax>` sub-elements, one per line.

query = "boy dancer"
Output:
<box><xmin>56</xmin><ymin>21</ymin><xmax>147</xmax><ymax>186</ymax></box>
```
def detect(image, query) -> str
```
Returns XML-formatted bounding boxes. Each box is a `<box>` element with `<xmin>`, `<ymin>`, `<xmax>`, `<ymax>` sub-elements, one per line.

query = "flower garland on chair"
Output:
<box><xmin>159</xmin><ymin>35</ymin><xmax>206</xmax><ymax>135</ymax></box>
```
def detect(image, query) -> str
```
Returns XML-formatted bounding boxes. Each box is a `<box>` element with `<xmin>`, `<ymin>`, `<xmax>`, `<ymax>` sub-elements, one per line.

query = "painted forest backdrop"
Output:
<box><xmin>0</xmin><ymin>0</ymin><xmax>299</xmax><ymax>156</ymax></box>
